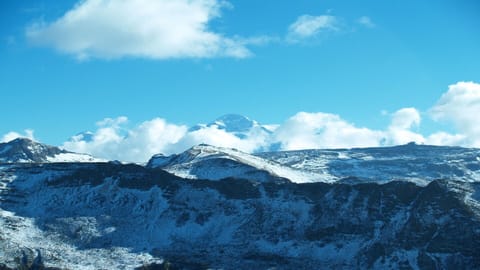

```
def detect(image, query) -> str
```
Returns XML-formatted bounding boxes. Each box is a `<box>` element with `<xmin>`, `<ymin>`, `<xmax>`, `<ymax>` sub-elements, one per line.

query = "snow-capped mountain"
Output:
<box><xmin>147</xmin><ymin>144</ymin><xmax>331</xmax><ymax>183</ymax></box>
<box><xmin>69</xmin><ymin>131</ymin><xmax>95</xmax><ymax>143</ymax></box>
<box><xmin>189</xmin><ymin>114</ymin><xmax>274</xmax><ymax>139</ymax></box>
<box><xmin>0</xmin><ymin>138</ymin><xmax>102</xmax><ymax>163</ymax></box>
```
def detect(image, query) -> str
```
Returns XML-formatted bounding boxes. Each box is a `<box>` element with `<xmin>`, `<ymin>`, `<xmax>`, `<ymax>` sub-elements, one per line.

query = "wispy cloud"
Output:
<box><xmin>26</xmin><ymin>0</ymin><xmax>252</xmax><ymax>60</ymax></box>
<box><xmin>286</xmin><ymin>15</ymin><xmax>339</xmax><ymax>42</ymax></box>
<box><xmin>357</xmin><ymin>16</ymin><xmax>375</xmax><ymax>28</ymax></box>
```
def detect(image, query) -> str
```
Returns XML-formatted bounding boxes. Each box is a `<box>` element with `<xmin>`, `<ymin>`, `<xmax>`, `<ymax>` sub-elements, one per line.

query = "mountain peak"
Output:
<box><xmin>0</xmin><ymin>138</ymin><xmax>102</xmax><ymax>163</ymax></box>
<box><xmin>187</xmin><ymin>114</ymin><xmax>272</xmax><ymax>140</ymax></box>
<box><xmin>8</xmin><ymin>137</ymin><xmax>35</xmax><ymax>145</ymax></box>
<box><xmin>0</xmin><ymin>138</ymin><xmax>65</xmax><ymax>163</ymax></box>
<box><xmin>212</xmin><ymin>114</ymin><xmax>256</xmax><ymax>133</ymax></box>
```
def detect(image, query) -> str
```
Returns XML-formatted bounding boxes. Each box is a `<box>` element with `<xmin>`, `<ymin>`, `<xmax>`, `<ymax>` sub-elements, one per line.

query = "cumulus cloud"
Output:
<box><xmin>174</xmin><ymin>125</ymin><xmax>270</xmax><ymax>153</ymax></box>
<box><xmin>357</xmin><ymin>16</ymin><xmax>375</xmax><ymax>28</ymax></box>
<box><xmin>26</xmin><ymin>0</ymin><xmax>252</xmax><ymax>60</ymax></box>
<box><xmin>287</xmin><ymin>15</ymin><xmax>338</xmax><ymax>42</ymax></box>
<box><xmin>63</xmin><ymin>116</ymin><xmax>270</xmax><ymax>162</ymax></box>
<box><xmin>60</xmin><ymin>108</ymin><xmax>437</xmax><ymax>162</ymax></box>
<box><xmin>1</xmin><ymin>129</ymin><xmax>35</xmax><ymax>143</ymax></box>
<box><xmin>272</xmin><ymin>112</ymin><xmax>383</xmax><ymax>150</ymax></box>
<box><xmin>63</xmin><ymin>117</ymin><xmax>188</xmax><ymax>162</ymax></box>
<box><xmin>426</xmin><ymin>132</ymin><xmax>466</xmax><ymax>146</ymax></box>
<box><xmin>385</xmin><ymin>108</ymin><xmax>425</xmax><ymax>145</ymax></box>
<box><xmin>271</xmin><ymin>109</ymin><xmax>427</xmax><ymax>151</ymax></box>
<box><xmin>430</xmin><ymin>81</ymin><xmax>480</xmax><ymax>146</ymax></box>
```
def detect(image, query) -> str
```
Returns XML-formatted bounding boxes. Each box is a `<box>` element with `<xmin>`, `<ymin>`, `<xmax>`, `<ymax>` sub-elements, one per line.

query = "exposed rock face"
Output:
<box><xmin>0</xmin><ymin>138</ymin><xmax>100</xmax><ymax>163</ymax></box>
<box><xmin>0</xmin><ymin>138</ymin><xmax>66</xmax><ymax>163</ymax></box>
<box><xmin>1</xmin><ymin>162</ymin><xmax>479</xmax><ymax>269</ymax></box>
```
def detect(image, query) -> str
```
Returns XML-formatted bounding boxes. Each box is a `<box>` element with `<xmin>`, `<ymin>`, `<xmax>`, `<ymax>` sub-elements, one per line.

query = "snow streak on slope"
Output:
<box><xmin>257</xmin><ymin>143</ymin><xmax>480</xmax><ymax>185</ymax></box>
<box><xmin>46</xmin><ymin>152</ymin><xmax>104</xmax><ymax>162</ymax></box>
<box><xmin>148</xmin><ymin>143</ymin><xmax>480</xmax><ymax>185</ymax></box>
<box><xmin>148</xmin><ymin>144</ymin><xmax>334</xmax><ymax>183</ymax></box>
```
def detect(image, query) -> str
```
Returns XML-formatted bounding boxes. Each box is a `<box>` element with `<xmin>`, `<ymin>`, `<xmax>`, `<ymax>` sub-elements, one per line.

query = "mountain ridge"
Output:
<box><xmin>0</xmin><ymin>138</ymin><xmax>103</xmax><ymax>163</ymax></box>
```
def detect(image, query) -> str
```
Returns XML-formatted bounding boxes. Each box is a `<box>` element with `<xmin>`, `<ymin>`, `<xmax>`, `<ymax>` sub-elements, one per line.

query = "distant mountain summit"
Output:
<box><xmin>212</xmin><ymin>114</ymin><xmax>257</xmax><ymax>133</ymax></box>
<box><xmin>0</xmin><ymin>138</ymin><xmax>101</xmax><ymax>163</ymax></box>
<box><xmin>189</xmin><ymin>114</ymin><xmax>273</xmax><ymax>139</ymax></box>
<box><xmin>70</xmin><ymin>131</ymin><xmax>95</xmax><ymax>142</ymax></box>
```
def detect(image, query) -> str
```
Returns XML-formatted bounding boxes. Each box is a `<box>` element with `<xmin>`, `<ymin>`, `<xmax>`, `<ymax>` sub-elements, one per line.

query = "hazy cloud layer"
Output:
<box><xmin>26</xmin><ymin>0</ymin><xmax>251</xmax><ymax>60</ymax></box>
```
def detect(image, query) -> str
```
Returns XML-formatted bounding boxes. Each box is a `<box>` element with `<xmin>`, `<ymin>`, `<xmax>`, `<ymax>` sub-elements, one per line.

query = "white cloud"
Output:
<box><xmin>63</xmin><ymin>117</ymin><xmax>187</xmax><ymax>162</ymax></box>
<box><xmin>287</xmin><ymin>15</ymin><xmax>338</xmax><ymax>42</ymax></box>
<box><xmin>63</xmin><ymin>116</ymin><xmax>272</xmax><ymax>162</ymax></box>
<box><xmin>272</xmin><ymin>112</ymin><xmax>383</xmax><ymax>150</ymax></box>
<box><xmin>357</xmin><ymin>16</ymin><xmax>375</xmax><ymax>28</ymax></box>
<box><xmin>1</xmin><ymin>129</ymin><xmax>35</xmax><ymax>143</ymax></box>
<box><xmin>430</xmin><ymin>81</ymin><xmax>480</xmax><ymax>146</ymax></box>
<box><xmin>390</xmin><ymin>107</ymin><xmax>421</xmax><ymax>130</ymax></box>
<box><xmin>174</xmin><ymin>124</ymin><xmax>270</xmax><ymax>154</ymax></box>
<box><xmin>426</xmin><ymin>132</ymin><xmax>466</xmax><ymax>146</ymax></box>
<box><xmin>385</xmin><ymin>108</ymin><xmax>425</xmax><ymax>145</ymax></box>
<box><xmin>430</xmin><ymin>81</ymin><xmax>480</xmax><ymax>147</ymax></box>
<box><xmin>26</xmin><ymin>0</ymin><xmax>252</xmax><ymax>60</ymax></box>
<box><xmin>59</xmin><ymin>108</ymin><xmax>446</xmax><ymax>162</ymax></box>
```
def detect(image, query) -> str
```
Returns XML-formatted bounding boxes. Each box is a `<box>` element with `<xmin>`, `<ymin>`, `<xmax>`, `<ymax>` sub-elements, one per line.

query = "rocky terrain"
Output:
<box><xmin>0</xmin><ymin>138</ymin><xmax>479</xmax><ymax>269</ymax></box>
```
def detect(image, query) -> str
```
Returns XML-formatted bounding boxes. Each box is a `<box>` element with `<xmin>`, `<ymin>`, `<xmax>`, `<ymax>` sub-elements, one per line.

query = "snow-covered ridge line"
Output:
<box><xmin>148</xmin><ymin>144</ymin><xmax>334</xmax><ymax>183</ymax></box>
<box><xmin>4</xmin><ymin>137</ymin><xmax>480</xmax><ymax>185</ymax></box>
<box><xmin>149</xmin><ymin>142</ymin><xmax>480</xmax><ymax>185</ymax></box>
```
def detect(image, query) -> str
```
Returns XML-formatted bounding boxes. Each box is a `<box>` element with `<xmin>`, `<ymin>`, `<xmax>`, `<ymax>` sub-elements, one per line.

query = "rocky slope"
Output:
<box><xmin>0</xmin><ymin>161</ymin><xmax>479</xmax><ymax>269</ymax></box>
<box><xmin>258</xmin><ymin>143</ymin><xmax>480</xmax><ymax>184</ymax></box>
<box><xmin>1</xmin><ymin>141</ymin><xmax>480</xmax><ymax>269</ymax></box>
<box><xmin>147</xmin><ymin>144</ymin><xmax>326</xmax><ymax>183</ymax></box>
<box><xmin>0</xmin><ymin>138</ymin><xmax>101</xmax><ymax>163</ymax></box>
<box><xmin>149</xmin><ymin>142</ymin><xmax>480</xmax><ymax>185</ymax></box>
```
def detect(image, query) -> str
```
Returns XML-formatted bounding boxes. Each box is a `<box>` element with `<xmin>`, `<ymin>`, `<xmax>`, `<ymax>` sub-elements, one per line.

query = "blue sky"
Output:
<box><xmin>1</xmin><ymin>0</ymin><xmax>480</xmax><ymax>161</ymax></box>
